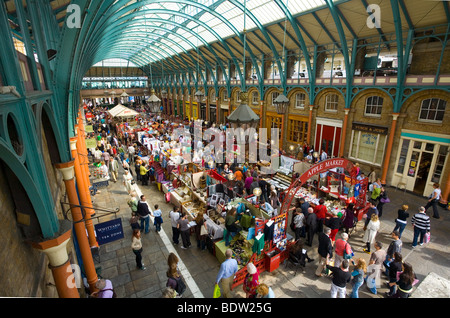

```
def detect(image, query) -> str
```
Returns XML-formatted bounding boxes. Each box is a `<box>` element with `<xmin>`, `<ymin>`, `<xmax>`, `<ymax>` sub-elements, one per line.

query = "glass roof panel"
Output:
<box><xmin>93</xmin><ymin>58</ymin><xmax>138</xmax><ymax>67</ymax></box>
<box><xmin>124</xmin><ymin>0</ymin><xmax>340</xmax><ymax>64</ymax></box>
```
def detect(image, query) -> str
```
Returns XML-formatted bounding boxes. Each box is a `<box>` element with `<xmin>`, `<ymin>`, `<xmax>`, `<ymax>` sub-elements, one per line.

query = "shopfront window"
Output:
<box><xmin>349</xmin><ymin>130</ymin><xmax>387</xmax><ymax>165</ymax></box>
<box><xmin>287</xmin><ymin>119</ymin><xmax>308</xmax><ymax>143</ymax></box>
<box><xmin>432</xmin><ymin>145</ymin><xmax>448</xmax><ymax>183</ymax></box>
<box><xmin>396</xmin><ymin>139</ymin><xmax>410</xmax><ymax>174</ymax></box>
<box><xmin>266</xmin><ymin>114</ymin><xmax>282</xmax><ymax>141</ymax></box>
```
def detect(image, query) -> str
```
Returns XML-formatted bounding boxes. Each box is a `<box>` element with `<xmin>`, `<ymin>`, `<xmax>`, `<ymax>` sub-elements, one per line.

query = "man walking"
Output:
<box><xmin>383</xmin><ymin>231</ymin><xmax>402</xmax><ymax>275</ymax></box>
<box><xmin>109</xmin><ymin>154</ymin><xmax>119</xmax><ymax>182</ymax></box>
<box><xmin>411</xmin><ymin>206</ymin><xmax>431</xmax><ymax>248</ymax></box>
<box><xmin>305</xmin><ymin>207</ymin><xmax>318</xmax><ymax>246</ymax></box>
<box><xmin>137</xmin><ymin>195</ymin><xmax>151</xmax><ymax>234</ymax></box>
<box><xmin>169</xmin><ymin>207</ymin><xmax>181</xmax><ymax>245</ymax></box>
<box><xmin>326</xmin><ymin>259</ymin><xmax>351</xmax><ymax>298</ymax></box>
<box><xmin>315</xmin><ymin>227</ymin><xmax>333</xmax><ymax>277</ymax></box>
<box><xmin>215</xmin><ymin>249</ymin><xmax>238</xmax><ymax>298</ymax></box>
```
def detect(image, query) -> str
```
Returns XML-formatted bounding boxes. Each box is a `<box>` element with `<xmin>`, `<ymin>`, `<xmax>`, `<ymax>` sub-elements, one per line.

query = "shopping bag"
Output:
<box><xmin>424</xmin><ymin>231</ymin><xmax>430</xmax><ymax>244</ymax></box>
<box><xmin>213</xmin><ymin>284</ymin><xmax>221</xmax><ymax>298</ymax></box>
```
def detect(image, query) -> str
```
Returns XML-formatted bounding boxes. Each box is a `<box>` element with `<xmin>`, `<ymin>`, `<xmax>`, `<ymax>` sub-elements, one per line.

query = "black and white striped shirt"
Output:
<box><xmin>411</xmin><ymin>212</ymin><xmax>431</xmax><ymax>231</ymax></box>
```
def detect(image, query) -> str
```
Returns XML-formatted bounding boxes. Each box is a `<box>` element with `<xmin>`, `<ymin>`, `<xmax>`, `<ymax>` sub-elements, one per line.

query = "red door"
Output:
<box><xmin>315</xmin><ymin>124</ymin><xmax>341</xmax><ymax>158</ymax></box>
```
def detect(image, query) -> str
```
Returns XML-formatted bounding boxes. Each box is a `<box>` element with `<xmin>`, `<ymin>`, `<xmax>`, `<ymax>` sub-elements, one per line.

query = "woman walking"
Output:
<box><xmin>131</xmin><ymin>229</ymin><xmax>146</xmax><ymax>270</ymax></box>
<box><xmin>363</xmin><ymin>214</ymin><xmax>380</xmax><ymax>254</ymax></box>
<box><xmin>392</xmin><ymin>205</ymin><xmax>409</xmax><ymax>239</ymax></box>
<box><xmin>350</xmin><ymin>258</ymin><xmax>367</xmax><ymax>298</ymax></box>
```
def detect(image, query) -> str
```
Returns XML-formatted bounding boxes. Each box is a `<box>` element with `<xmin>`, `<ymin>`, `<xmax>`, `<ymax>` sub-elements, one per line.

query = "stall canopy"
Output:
<box><xmin>108</xmin><ymin>104</ymin><xmax>139</xmax><ymax>118</ymax></box>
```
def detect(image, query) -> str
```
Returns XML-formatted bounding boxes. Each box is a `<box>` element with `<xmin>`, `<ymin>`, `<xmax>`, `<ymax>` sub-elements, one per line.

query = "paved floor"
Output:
<box><xmin>89</xmin><ymin>165</ymin><xmax>450</xmax><ymax>299</ymax></box>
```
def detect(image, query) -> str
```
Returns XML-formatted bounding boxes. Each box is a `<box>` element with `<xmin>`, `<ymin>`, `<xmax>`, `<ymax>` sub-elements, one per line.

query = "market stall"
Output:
<box><xmin>279</xmin><ymin>158</ymin><xmax>369</xmax><ymax>221</ymax></box>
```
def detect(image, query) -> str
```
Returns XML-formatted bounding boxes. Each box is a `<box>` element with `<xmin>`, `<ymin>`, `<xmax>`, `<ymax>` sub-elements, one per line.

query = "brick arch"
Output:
<box><xmin>350</xmin><ymin>88</ymin><xmax>394</xmax><ymax>116</ymax></box>
<box><xmin>311</xmin><ymin>87</ymin><xmax>344</xmax><ymax>106</ymax></box>
<box><xmin>400</xmin><ymin>89</ymin><xmax>450</xmax><ymax>135</ymax></box>
<box><xmin>0</xmin><ymin>141</ymin><xmax>57</xmax><ymax>238</ymax></box>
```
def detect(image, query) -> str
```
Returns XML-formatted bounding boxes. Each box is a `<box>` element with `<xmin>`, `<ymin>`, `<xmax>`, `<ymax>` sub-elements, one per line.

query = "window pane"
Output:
<box><xmin>432</xmin><ymin>146</ymin><xmax>448</xmax><ymax>183</ymax></box>
<box><xmin>374</xmin><ymin>135</ymin><xmax>387</xmax><ymax>165</ymax></box>
<box><xmin>358</xmin><ymin>133</ymin><xmax>378</xmax><ymax>162</ymax></box>
<box><xmin>396</xmin><ymin>139</ymin><xmax>410</xmax><ymax>174</ymax></box>
<box><xmin>351</xmin><ymin>131</ymin><xmax>359</xmax><ymax>158</ymax></box>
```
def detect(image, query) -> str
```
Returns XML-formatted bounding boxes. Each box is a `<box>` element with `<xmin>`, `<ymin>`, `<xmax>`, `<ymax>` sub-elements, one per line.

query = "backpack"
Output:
<box><xmin>100</xmin><ymin>288</ymin><xmax>117</xmax><ymax>298</ymax></box>
<box><xmin>167</xmin><ymin>276</ymin><xmax>186</xmax><ymax>295</ymax></box>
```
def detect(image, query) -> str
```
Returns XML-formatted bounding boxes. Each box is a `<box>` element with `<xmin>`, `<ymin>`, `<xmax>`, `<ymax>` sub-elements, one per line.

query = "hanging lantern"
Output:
<box><xmin>273</xmin><ymin>93</ymin><xmax>289</xmax><ymax>115</ymax></box>
<box><xmin>194</xmin><ymin>90</ymin><xmax>204</xmax><ymax>103</ymax></box>
<box><xmin>147</xmin><ymin>88</ymin><xmax>161</xmax><ymax>113</ymax></box>
<box><xmin>227</xmin><ymin>91</ymin><xmax>259</xmax><ymax>130</ymax></box>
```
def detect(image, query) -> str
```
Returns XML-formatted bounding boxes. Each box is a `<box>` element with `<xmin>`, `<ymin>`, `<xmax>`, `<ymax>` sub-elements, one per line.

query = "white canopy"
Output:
<box><xmin>108</xmin><ymin>104</ymin><xmax>139</xmax><ymax>117</ymax></box>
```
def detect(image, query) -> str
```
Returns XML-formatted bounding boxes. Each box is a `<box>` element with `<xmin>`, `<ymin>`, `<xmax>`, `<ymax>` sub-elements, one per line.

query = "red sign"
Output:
<box><xmin>280</xmin><ymin>158</ymin><xmax>358</xmax><ymax>215</ymax></box>
<box><xmin>299</xmin><ymin>158</ymin><xmax>355</xmax><ymax>184</ymax></box>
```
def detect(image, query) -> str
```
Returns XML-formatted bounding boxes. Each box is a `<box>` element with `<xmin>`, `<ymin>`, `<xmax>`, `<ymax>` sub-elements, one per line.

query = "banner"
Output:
<box><xmin>85</xmin><ymin>138</ymin><xmax>97</xmax><ymax>149</ymax></box>
<box><xmin>85</xmin><ymin>125</ymin><xmax>94</xmax><ymax>133</ymax></box>
<box><xmin>94</xmin><ymin>218</ymin><xmax>124</xmax><ymax>245</ymax></box>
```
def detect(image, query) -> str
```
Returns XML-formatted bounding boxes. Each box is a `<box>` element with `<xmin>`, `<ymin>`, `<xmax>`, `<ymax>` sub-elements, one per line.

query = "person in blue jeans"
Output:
<box><xmin>392</xmin><ymin>205</ymin><xmax>409</xmax><ymax>239</ymax></box>
<box><xmin>153</xmin><ymin>204</ymin><xmax>163</xmax><ymax>233</ymax></box>
<box><xmin>137</xmin><ymin>195</ymin><xmax>151</xmax><ymax>234</ymax></box>
<box><xmin>350</xmin><ymin>258</ymin><xmax>367</xmax><ymax>298</ymax></box>
<box><xmin>411</xmin><ymin>207</ymin><xmax>431</xmax><ymax>248</ymax></box>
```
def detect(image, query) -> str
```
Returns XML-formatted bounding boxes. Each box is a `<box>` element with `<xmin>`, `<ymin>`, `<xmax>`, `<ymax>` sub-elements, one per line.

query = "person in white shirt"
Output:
<box><xmin>128</xmin><ymin>144</ymin><xmax>135</xmax><ymax>163</ymax></box>
<box><xmin>94</xmin><ymin>147</ymin><xmax>102</xmax><ymax>163</ymax></box>
<box><xmin>169</xmin><ymin>207</ymin><xmax>181</xmax><ymax>245</ymax></box>
<box><xmin>424</xmin><ymin>183</ymin><xmax>441</xmax><ymax>219</ymax></box>
<box><xmin>320</xmin><ymin>149</ymin><xmax>328</xmax><ymax>161</ymax></box>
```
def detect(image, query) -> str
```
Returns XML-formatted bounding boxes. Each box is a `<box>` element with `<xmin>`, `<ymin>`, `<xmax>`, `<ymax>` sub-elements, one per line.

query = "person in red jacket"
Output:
<box><xmin>314</xmin><ymin>198</ymin><xmax>327</xmax><ymax>233</ymax></box>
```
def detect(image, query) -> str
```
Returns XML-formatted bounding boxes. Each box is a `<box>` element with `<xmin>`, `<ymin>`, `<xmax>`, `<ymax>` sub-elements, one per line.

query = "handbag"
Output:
<box><xmin>380</xmin><ymin>197</ymin><xmax>390</xmax><ymax>203</ymax></box>
<box><xmin>343</xmin><ymin>243</ymin><xmax>353</xmax><ymax>259</ymax></box>
<box><xmin>200</xmin><ymin>224</ymin><xmax>208</xmax><ymax>236</ymax></box>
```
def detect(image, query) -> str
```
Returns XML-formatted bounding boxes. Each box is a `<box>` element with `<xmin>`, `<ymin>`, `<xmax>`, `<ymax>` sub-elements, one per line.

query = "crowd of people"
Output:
<box><xmin>83</xmin><ymin>102</ymin><xmax>438</xmax><ymax>299</ymax></box>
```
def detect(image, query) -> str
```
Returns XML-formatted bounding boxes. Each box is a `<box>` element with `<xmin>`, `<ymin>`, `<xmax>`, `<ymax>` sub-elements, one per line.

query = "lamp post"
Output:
<box><xmin>161</xmin><ymin>89</ymin><xmax>167</xmax><ymax>115</ymax></box>
<box><xmin>273</xmin><ymin>92</ymin><xmax>289</xmax><ymax>151</ymax></box>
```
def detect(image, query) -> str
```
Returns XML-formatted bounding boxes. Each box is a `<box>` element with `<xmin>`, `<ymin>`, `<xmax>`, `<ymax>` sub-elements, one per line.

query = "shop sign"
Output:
<box><xmin>94</xmin><ymin>218</ymin><xmax>124</xmax><ymax>245</ymax></box>
<box><xmin>352</xmin><ymin>122</ymin><xmax>388</xmax><ymax>135</ymax></box>
<box><xmin>300</xmin><ymin>158</ymin><xmax>355</xmax><ymax>184</ymax></box>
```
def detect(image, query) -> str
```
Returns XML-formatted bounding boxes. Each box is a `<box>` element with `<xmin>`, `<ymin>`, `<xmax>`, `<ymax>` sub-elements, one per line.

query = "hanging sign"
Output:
<box><xmin>94</xmin><ymin>218</ymin><xmax>125</xmax><ymax>245</ymax></box>
<box><xmin>85</xmin><ymin>138</ymin><xmax>97</xmax><ymax>149</ymax></box>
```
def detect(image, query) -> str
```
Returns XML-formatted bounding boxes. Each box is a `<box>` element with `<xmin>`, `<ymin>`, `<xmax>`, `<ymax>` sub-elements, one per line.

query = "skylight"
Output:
<box><xmin>128</xmin><ymin>0</ymin><xmax>335</xmax><ymax>65</ymax></box>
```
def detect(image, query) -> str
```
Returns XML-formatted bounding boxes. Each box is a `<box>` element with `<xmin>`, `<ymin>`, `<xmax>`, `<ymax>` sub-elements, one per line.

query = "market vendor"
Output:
<box><xmin>225</xmin><ymin>208</ymin><xmax>242</xmax><ymax>246</ymax></box>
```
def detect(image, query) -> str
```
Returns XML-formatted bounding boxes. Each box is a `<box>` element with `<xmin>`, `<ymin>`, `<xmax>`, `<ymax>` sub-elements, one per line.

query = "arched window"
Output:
<box><xmin>325</xmin><ymin>93</ymin><xmax>339</xmax><ymax>112</ymax></box>
<box><xmin>419</xmin><ymin>98</ymin><xmax>446</xmax><ymax>122</ymax></box>
<box><xmin>365</xmin><ymin>96</ymin><xmax>384</xmax><ymax>116</ymax></box>
<box><xmin>295</xmin><ymin>93</ymin><xmax>306</xmax><ymax>109</ymax></box>
<box><xmin>252</xmin><ymin>91</ymin><xmax>259</xmax><ymax>105</ymax></box>
<box><xmin>272</xmin><ymin>91</ymin><xmax>280</xmax><ymax>106</ymax></box>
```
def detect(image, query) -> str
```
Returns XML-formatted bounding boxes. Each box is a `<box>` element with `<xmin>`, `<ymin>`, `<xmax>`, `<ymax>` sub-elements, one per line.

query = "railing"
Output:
<box><xmin>60</xmin><ymin>201</ymin><xmax>120</xmax><ymax>224</ymax></box>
